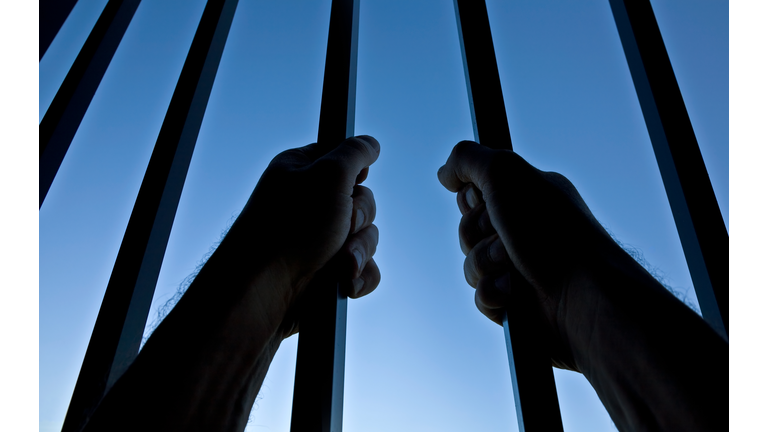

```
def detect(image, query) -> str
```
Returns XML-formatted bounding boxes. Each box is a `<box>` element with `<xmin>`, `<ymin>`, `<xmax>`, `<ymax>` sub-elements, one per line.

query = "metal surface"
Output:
<box><xmin>40</xmin><ymin>0</ymin><xmax>80</xmax><ymax>60</ymax></box>
<box><xmin>290</xmin><ymin>0</ymin><xmax>359</xmax><ymax>431</ymax></box>
<box><xmin>453</xmin><ymin>0</ymin><xmax>511</xmax><ymax>150</ymax></box>
<box><xmin>453</xmin><ymin>0</ymin><xmax>565</xmax><ymax>430</ymax></box>
<box><xmin>291</xmin><ymin>271</ymin><xmax>350</xmax><ymax>432</ymax></box>
<box><xmin>60</xmin><ymin>1</ymin><xmax>240</xmax><ymax>430</ymax></box>
<box><xmin>608</xmin><ymin>0</ymin><xmax>728</xmax><ymax>339</ymax></box>
<box><xmin>39</xmin><ymin>0</ymin><xmax>142</xmax><ymax>208</ymax></box>
<box><xmin>504</xmin><ymin>308</ymin><xmax>566</xmax><ymax>432</ymax></box>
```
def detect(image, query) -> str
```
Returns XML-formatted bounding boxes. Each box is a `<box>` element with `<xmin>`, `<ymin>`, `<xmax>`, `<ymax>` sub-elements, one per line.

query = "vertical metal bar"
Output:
<box><xmin>39</xmin><ymin>0</ymin><xmax>80</xmax><ymax>60</ymax></box>
<box><xmin>39</xmin><ymin>0</ymin><xmax>142</xmax><ymax>208</ymax></box>
<box><xmin>290</xmin><ymin>0</ymin><xmax>359</xmax><ymax>431</ymax></box>
<box><xmin>608</xmin><ymin>0</ymin><xmax>728</xmax><ymax>339</ymax></box>
<box><xmin>453</xmin><ymin>1</ymin><xmax>565</xmax><ymax>430</ymax></box>
<box><xmin>60</xmin><ymin>1</ymin><xmax>240</xmax><ymax>431</ymax></box>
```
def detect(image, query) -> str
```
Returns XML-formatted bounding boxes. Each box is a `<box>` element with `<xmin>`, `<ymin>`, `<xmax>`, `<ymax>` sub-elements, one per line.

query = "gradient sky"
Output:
<box><xmin>39</xmin><ymin>1</ymin><xmax>728</xmax><ymax>431</ymax></box>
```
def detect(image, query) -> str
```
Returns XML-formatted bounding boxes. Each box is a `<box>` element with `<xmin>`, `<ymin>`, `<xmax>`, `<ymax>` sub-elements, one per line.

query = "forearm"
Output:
<box><xmin>85</xmin><ymin>230</ymin><xmax>294</xmax><ymax>432</ymax></box>
<box><xmin>82</xmin><ymin>136</ymin><xmax>381</xmax><ymax>431</ymax></box>
<box><xmin>566</xmin><ymin>254</ymin><xmax>728</xmax><ymax>432</ymax></box>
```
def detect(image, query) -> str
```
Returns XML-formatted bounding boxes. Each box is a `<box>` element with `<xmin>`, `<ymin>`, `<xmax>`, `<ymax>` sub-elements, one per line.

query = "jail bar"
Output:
<box><xmin>453</xmin><ymin>1</ymin><xmax>565</xmax><ymax>431</ymax></box>
<box><xmin>59</xmin><ymin>1</ymin><xmax>240</xmax><ymax>431</ymax></box>
<box><xmin>290</xmin><ymin>0</ymin><xmax>360</xmax><ymax>431</ymax></box>
<box><xmin>608</xmin><ymin>0</ymin><xmax>728</xmax><ymax>338</ymax></box>
<box><xmin>40</xmin><ymin>0</ymin><xmax>80</xmax><ymax>60</ymax></box>
<box><xmin>39</xmin><ymin>0</ymin><xmax>142</xmax><ymax>208</ymax></box>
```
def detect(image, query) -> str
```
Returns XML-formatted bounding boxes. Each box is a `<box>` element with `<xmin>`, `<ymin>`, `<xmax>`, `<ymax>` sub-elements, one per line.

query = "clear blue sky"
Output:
<box><xmin>39</xmin><ymin>1</ymin><xmax>728</xmax><ymax>431</ymax></box>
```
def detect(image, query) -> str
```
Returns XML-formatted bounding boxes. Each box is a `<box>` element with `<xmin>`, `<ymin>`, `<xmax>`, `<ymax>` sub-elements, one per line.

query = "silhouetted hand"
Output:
<box><xmin>232</xmin><ymin>135</ymin><xmax>382</xmax><ymax>333</ymax></box>
<box><xmin>84</xmin><ymin>136</ymin><xmax>383</xmax><ymax>432</ymax></box>
<box><xmin>438</xmin><ymin>140</ymin><xmax>616</xmax><ymax>370</ymax></box>
<box><xmin>437</xmin><ymin>141</ymin><xmax>727</xmax><ymax>432</ymax></box>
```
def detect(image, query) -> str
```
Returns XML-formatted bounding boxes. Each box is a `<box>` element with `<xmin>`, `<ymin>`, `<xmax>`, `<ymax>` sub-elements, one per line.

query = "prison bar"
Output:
<box><xmin>40</xmin><ymin>0</ymin><xmax>142</xmax><ymax>208</ymax></box>
<box><xmin>289</xmin><ymin>0</ymin><xmax>360</xmax><ymax>431</ymax></box>
<box><xmin>608</xmin><ymin>0</ymin><xmax>729</xmax><ymax>339</ymax></box>
<box><xmin>40</xmin><ymin>0</ymin><xmax>80</xmax><ymax>60</ymax></box>
<box><xmin>453</xmin><ymin>1</ymin><xmax>565</xmax><ymax>431</ymax></box>
<box><xmin>59</xmin><ymin>1</ymin><xmax>240</xmax><ymax>430</ymax></box>
<box><xmin>41</xmin><ymin>1</ymin><xmax>727</xmax><ymax>431</ymax></box>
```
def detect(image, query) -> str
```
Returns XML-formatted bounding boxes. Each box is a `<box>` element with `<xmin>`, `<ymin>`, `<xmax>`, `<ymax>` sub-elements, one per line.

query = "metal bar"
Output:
<box><xmin>608</xmin><ymin>0</ymin><xmax>728</xmax><ymax>339</ymax></box>
<box><xmin>39</xmin><ymin>0</ymin><xmax>80</xmax><ymax>60</ymax></box>
<box><xmin>39</xmin><ymin>0</ymin><xmax>142</xmax><ymax>208</ymax></box>
<box><xmin>290</xmin><ymin>0</ymin><xmax>359</xmax><ymax>431</ymax></box>
<box><xmin>60</xmin><ymin>1</ymin><xmax>240</xmax><ymax>431</ymax></box>
<box><xmin>453</xmin><ymin>1</ymin><xmax>565</xmax><ymax>430</ymax></box>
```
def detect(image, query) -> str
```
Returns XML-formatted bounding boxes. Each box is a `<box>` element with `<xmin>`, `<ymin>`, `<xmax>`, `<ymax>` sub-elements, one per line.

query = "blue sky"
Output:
<box><xmin>38</xmin><ymin>1</ymin><xmax>729</xmax><ymax>431</ymax></box>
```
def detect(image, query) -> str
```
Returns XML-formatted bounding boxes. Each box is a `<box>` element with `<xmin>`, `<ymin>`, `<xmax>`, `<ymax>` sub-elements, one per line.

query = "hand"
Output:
<box><xmin>84</xmin><ymin>137</ymin><xmax>383</xmax><ymax>432</ymax></box>
<box><xmin>229</xmin><ymin>135</ymin><xmax>382</xmax><ymax>324</ymax></box>
<box><xmin>438</xmin><ymin>141</ymin><xmax>617</xmax><ymax>370</ymax></box>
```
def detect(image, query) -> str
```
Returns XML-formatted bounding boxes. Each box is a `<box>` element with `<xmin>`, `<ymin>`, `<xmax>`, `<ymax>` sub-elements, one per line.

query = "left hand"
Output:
<box><xmin>231</xmin><ymin>135</ymin><xmax>382</xmax><ymax>319</ymax></box>
<box><xmin>438</xmin><ymin>141</ymin><xmax>610</xmax><ymax>371</ymax></box>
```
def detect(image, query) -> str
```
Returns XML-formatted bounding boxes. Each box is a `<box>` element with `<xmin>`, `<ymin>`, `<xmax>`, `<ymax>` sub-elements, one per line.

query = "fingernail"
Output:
<box><xmin>352</xmin><ymin>249</ymin><xmax>364</xmax><ymax>273</ymax></box>
<box><xmin>354</xmin><ymin>208</ymin><xmax>364</xmax><ymax>232</ymax></box>
<box><xmin>466</xmin><ymin>186</ymin><xmax>480</xmax><ymax>208</ymax></box>
<box><xmin>489</xmin><ymin>238</ymin><xmax>507</xmax><ymax>263</ymax></box>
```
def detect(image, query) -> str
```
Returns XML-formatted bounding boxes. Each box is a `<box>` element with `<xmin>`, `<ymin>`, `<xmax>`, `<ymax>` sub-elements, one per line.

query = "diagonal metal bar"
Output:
<box><xmin>453</xmin><ymin>1</ymin><xmax>565</xmax><ymax>431</ymax></box>
<box><xmin>608</xmin><ymin>0</ymin><xmax>728</xmax><ymax>339</ymax></box>
<box><xmin>60</xmin><ymin>1</ymin><xmax>240</xmax><ymax>431</ymax></box>
<box><xmin>40</xmin><ymin>0</ymin><xmax>142</xmax><ymax>208</ymax></box>
<box><xmin>40</xmin><ymin>0</ymin><xmax>80</xmax><ymax>60</ymax></box>
<box><xmin>290</xmin><ymin>0</ymin><xmax>359</xmax><ymax>431</ymax></box>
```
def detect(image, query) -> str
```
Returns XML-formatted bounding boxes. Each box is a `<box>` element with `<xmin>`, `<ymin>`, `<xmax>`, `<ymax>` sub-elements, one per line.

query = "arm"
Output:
<box><xmin>84</xmin><ymin>135</ymin><xmax>382</xmax><ymax>432</ymax></box>
<box><xmin>438</xmin><ymin>141</ymin><xmax>727</xmax><ymax>432</ymax></box>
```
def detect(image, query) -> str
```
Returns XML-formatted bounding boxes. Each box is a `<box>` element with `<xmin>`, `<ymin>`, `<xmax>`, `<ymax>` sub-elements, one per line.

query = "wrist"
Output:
<box><xmin>555</xmin><ymin>239</ymin><xmax>646</xmax><ymax>374</ymax></box>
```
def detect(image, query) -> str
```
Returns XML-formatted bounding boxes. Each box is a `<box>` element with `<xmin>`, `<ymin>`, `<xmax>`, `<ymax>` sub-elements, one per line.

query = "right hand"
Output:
<box><xmin>438</xmin><ymin>141</ymin><xmax>618</xmax><ymax>370</ymax></box>
<box><xmin>220</xmin><ymin>135</ymin><xmax>382</xmax><ymax>339</ymax></box>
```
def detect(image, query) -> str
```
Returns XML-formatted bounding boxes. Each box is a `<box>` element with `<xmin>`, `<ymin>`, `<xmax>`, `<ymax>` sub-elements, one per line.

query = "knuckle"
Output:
<box><xmin>463</xmin><ymin>255</ymin><xmax>478</xmax><ymax>287</ymax></box>
<box><xmin>474</xmin><ymin>291</ymin><xmax>494</xmax><ymax>319</ymax></box>
<box><xmin>475</xmin><ymin>278</ymin><xmax>494</xmax><ymax>308</ymax></box>
<box><xmin>368</xmin><ymin>223</ymin><xmax>379</xmax><ymax>242</ymax></box>
<box><xmin>347</xmin><ymin>136</ymin><xmax>376</xmax><ymax>160</ymax></box>
<box><xmin>543</xmin><ymin>171</ymin><xmax>575</xmax><ymax>191</ymax></box>
<box><xmin>458</xmin><ymin>213</ymin><xmax>480</xmax><ymax>255</ymax></box>
<box><xmin>353</xmin><ymin>184</ymin><xmax>374</xmax><ymax>199</ymax></box>
<box><xmin>364</xmin><ymin>227</ymin><xmax>379</xmax><ymax>255</ymax></box>
<box><xmin>458</xmin><ymin>231</ymin><xmax>471</xmax><ymax>256</ymax></box>
<box><xmin>355</xmin><ymin>186</ymin><xmax>376</xmax><ymax>217</ymax></box>
<box><xmin>454</xmin><ymin>140</ymin><xmax>477</xmax><ymax>154</ymax></box>
<box><xmin>449</xmin><ymin>141</ymin><xmax>476</xmax><ymax>164</ymax></box>
<box><xmin>460</xmin><ymin>239</ymin><xmax>470</xmax><ymax>256</ymax></box>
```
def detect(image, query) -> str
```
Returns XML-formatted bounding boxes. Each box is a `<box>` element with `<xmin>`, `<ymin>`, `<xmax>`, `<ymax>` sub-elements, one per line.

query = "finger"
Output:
<box><xmin>355</xmin><ymin>167</ymin><xmax>369</xmax><ymax>185</ymax></box>
<box><xmin>463</xmin><ymin>233</ymin><xmax>511</xmax><ymax>287</ymax></box>
<box><xmin>459</xmin><ymin>201</ymin><xmax>496</xmax><ymax>255</ymax></box>
<box><xmin>341</xmin><ymin>224</ymin><xmax>379</xmax><ymax>279</ymax></box>
<box><xmin>457</xmin><ymin>183</ymin><xmax>483</xmax><ymax>215</ymax></box>
<box><xmin>437</xmin><ymin>140</ymin><xmax>496</xmax><ymax>192</ymax></box>
<box><xmin>475</xmin><ymin>289</ymin><xmax>505</xmax><ymax>326</ymax></box>
<box><xmin>351</xmin><ymin>185</ymin><xmax>376</xmax><ymax>234</ymax></box>
<box><xmin>269</xmin><ymin>143</ymin><xmax>324</xmax><ymax>169</ymax></box>
<box><xmin>345</xmin><ymin>258</ymin><xmax>381</xmax><ymax>299</ymax></box>
<box><xmin>293</xmin><ymin>142</ymin><xmax>325</xmax><ymax>161</ymax></box>
<box><xmin>474</xmin><ymin>268</ymin><xmax>528</xmax><ymax>326</ymax></box>
<box><xmin>317</xmin><ymin>135</ymin><xmax>381</xmax><ymax>183</ymax></box>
